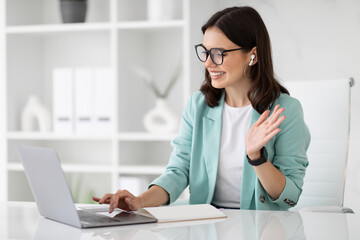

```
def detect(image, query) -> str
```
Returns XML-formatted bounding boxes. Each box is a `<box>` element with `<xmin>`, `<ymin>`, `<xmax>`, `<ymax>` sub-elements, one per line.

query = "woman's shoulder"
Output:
<box><xmin>188</xmin><ymin>91</ymin><xmax>208</xmax><ymax>107</ymax></box>
<box><xmin>275</xmin><ymin>93</ymin><xmax>305</xmax><ymax>119</ymax></box>
<box><xmin>275</xmin><ymin>93</ymin><xmax>302</xmax><ymax>110</ymax></box>
<box><xmin>183</xmin><ymin>91</ymin><xmax>212</xmax><ymax>117</ymax></box>
<box><xmin>190</xmin><ymin>90</ymin><xmax>206</xmax><ymax>101</ymax></box>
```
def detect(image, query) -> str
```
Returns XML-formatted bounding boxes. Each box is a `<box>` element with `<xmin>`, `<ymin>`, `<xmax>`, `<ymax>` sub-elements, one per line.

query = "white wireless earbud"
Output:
<box><xmin>249</xmin><ymin>54</ymin><xmax>255</xmax><ymax>66</ymax></box>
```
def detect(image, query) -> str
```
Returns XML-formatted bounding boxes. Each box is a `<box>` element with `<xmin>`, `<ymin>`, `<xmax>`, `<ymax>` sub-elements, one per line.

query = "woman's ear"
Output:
<box><xmin>249</xmin><ymin>47</ymin><xmax>258</xmax><ymax>66</ymax></box>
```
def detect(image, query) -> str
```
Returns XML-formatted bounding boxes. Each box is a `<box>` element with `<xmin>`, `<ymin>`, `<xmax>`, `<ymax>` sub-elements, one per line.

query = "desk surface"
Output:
<box><xmin>1</xmin><ymin>202</ymin><xmax>360</xmax><ymax>240</ymax></box>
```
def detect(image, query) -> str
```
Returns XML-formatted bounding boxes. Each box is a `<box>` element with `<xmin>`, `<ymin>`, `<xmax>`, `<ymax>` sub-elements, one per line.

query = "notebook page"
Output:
<box><xmin>137</xmin><ymin>204</ymin><xmax>227</xmax><ymax>223</ymax></box>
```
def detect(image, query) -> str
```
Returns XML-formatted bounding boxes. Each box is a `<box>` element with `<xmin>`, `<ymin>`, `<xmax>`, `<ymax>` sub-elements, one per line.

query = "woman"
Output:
<box><xmin>93</xmin><ymin>6</ymin><xmax>310</xmax><ymax>212</ymax></box>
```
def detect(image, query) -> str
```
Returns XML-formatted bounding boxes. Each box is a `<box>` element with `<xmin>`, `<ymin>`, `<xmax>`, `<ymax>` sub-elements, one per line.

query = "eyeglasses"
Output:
<box><xmin>194</xmin><ymin>44</ymin><xmax>243</xmax><ymax>65</ymax></box>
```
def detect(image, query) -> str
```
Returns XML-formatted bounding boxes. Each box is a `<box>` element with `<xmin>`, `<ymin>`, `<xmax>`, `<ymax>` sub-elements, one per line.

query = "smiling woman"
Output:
<box><xmin>199</xmin><ymin>6</ymin><xmax>289</xmax><ymax>112</ymax></box>
<box><xmin>94</xmin><ymin>6</ymin><xmax>311</xmax><ymax>212</ymax></box>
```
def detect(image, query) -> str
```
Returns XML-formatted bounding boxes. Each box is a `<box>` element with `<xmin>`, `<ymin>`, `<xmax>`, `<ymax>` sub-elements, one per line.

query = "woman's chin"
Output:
<box><xmin>211</xmin><ymin>81</ymin><xmax>225</xmax><ymax>89</ymax></box>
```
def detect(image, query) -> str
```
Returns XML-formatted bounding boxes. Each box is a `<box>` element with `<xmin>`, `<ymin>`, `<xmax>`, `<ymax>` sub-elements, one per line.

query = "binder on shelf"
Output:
<box><xmin>53</xmin><ymin>68</ymin><xmax>74</xmax><ymax>133</ymax></box>
<box><xmin>93</xmin><ymin>68</ymin><xmax>114</xmax><ymax>134</ymax></box>
<box><xmin>74</xmin><ymin>68</ymin><xmax>94</xmax><ymax>134</ymax></box>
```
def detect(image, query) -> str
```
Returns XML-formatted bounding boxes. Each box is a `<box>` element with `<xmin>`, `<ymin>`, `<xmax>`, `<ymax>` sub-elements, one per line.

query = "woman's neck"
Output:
<box><xmin>224</xmin><ymin>80</ymin><xmax>252</xmax><ymax>108</ymax></box>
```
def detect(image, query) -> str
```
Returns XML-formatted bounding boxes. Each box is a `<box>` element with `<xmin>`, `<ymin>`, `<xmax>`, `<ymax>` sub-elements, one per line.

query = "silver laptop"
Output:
<box><xmin>17</xmin><ymin>145</ymin><xmax>157</xmax><ymax>228</ymax></box>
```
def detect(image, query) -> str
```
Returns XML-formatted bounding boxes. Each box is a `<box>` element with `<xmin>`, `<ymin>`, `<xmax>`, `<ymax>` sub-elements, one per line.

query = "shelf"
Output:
<box><xmin>116</xmin><ymin>20</ymin><xmax>185</xmax><ymax>30</ymax></box>
<box><xmin>6</xmin><ymin>23</ymin><xmax>111</xmax><ymax>35</ymax></box>
<box><xmin>7</xmin><ymin>163</ymin><xmax>113</xmax><ymax>173</ymax></box>
<box><xmin>1</xmin><ymin>0</ymin><xmax>192</xmax><ymax>202</ymax></box>
<box><xmin>8</xmin><ymin>163</ymin><xmax>166</xmax><ymax>175</ymax></box>
<box><xmin>5</xmin><ymin>20</ymin><xmax>185</xmax><ymax>35</ymax></box>
<box><xmin>117</xmin><ymin>132</ymin><xmax>176</xmax><ymax>141</ymax></box>
<box><xmin>118</xmin><ymin>165</ymin><xmax>166</xmax><ymax>175</ymax></box>
<box><xmin>7</xmin><ymin>132</ymin><xmax>113</xmax><ymax>141</ymax></box>
<box><xmin>7</xmin><ymin>131</ymin><xmax>176</xmax><ymax>141</ymax></box>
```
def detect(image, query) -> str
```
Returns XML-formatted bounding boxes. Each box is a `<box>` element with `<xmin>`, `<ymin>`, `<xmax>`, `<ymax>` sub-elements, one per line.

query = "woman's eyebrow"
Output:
<box><xmin>202</xmin><ymin>44</ymin><xmax>226</xmax><ymax>50</ymax></box>
<box><xmin>201</xmin><ymin>43</ymin><xmax>208</xmax><ymax>49</ymax></box>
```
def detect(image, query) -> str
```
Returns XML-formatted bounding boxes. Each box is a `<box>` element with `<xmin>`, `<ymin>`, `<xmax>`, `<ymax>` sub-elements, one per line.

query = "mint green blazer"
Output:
<box><xmin>150</xmin><ymin>91</ymin><xmax>310</xmax><ymax>210</ymax></box>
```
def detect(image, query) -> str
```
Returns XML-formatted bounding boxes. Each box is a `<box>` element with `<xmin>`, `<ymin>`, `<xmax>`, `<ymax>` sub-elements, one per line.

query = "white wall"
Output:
<box><xmin>190</xmin><ymin>0</ymin><xmax>360</xmax><ymax>212</ymax></box>
<box><xmin>0</xmin><ymin>0</ymin><xmax>7</xmax><ymax>201</ymax></box>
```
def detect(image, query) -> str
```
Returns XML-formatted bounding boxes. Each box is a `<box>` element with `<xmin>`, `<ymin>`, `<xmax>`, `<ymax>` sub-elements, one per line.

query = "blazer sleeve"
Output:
<box><xmin>149</xmin><ymin>94</ymin><xmax>194</xmax><ymax>204</ymax></box>
<box><xmin>266</xmin><ymin>97</ymin><xmax>311</xmax><ymax>209</ymax></box>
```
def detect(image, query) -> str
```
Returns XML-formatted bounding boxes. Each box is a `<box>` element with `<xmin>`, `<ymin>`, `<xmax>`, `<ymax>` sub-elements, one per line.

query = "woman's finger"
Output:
<box><xmin>267</xmin><ymin>106</ymin><xmax>284</xmax><ymax>125</ymax></box>
<box><xmin>254</xmin><ymin>110</ymin><xmax>270</xmax><ymax>127</ymax></box>
<box><xmin>109</xmin><ymin>193</ymin><xmax>119</xmax><ymax>213</ymax></box>
<box><xmin>120</xmin><ymin>191</ymin><xmax>137</xmax><ymax>211</ymax></box>
<box><xmin>109</xmin><ymin>190</ymin><xmax>126</xmax><ymax>213</ymax></box>
<box><xmin>267</xmin><ymin>105</ymin><xmax>279</xmax><ymax>122</ymax></box>
<box><xmin>116</xmin><ymin>190</ymin><xmax>134</xmax><ymax>204</ymax></box>
<box><xmin>109</xmin><ymin>196</ymin><xmax>114</xmax><ymax>213</ymax></box>
<box><xmin>99</xmin><ymin>193</ymin><xmax>113</xmax><ymax>204</ymax></box>
<box><xmin>110</xmin><ymin>190</ymin><xmax>135</xmax><ymax>212</ymax></box>
<box><xmin>264</xmin><ymin>128</ymin><xmax>282</xmax><ymax>143</ymax></box>
<box><xmin>263</xmin><ymin>105</ymin><xmax>278</xmax><ymax>124</ymax></box>
<box><xmin>267</xmin><ymin>115</ymin><xmax>286</xmax><ymax>133</ymax></box>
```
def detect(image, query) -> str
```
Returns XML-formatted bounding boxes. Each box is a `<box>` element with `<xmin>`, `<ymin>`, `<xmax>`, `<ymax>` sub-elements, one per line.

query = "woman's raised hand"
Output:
<box><xmin>245</xmin><ymin>104</ymin><xmax>286</xmax><ymax>160</ymax></box>
<box><xmin>92</xmin><ymin>190</ymin><xmax>143</xmax><ymax>213</ymax></box>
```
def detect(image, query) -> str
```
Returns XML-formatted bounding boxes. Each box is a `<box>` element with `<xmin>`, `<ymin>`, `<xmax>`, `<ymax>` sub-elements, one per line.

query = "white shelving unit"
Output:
<box><xmin>0</xmin><ymin>0</ymin><xmax>193</xmax><ymax>203</ymax></box>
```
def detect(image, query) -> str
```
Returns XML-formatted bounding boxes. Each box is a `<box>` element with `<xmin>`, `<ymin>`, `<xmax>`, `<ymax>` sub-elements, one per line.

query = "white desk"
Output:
<box><xmin>1</xmin><ymin>202</ymin><xmax>360</xmax><ymax>240</ymax></box>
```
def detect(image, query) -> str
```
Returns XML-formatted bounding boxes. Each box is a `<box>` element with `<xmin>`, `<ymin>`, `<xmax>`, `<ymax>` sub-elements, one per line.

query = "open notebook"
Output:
<box><xmin>137</xmin><ymin>204</ymin><xmax>227</xmax><ymax>223</ymax></box>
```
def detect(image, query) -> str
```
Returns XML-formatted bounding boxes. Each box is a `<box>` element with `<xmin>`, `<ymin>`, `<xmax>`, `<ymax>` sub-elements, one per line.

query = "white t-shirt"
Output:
<box><xmin>211</xmin><ymin>102</ymin><xmax>253</xmax><ymax>208</ymax></box>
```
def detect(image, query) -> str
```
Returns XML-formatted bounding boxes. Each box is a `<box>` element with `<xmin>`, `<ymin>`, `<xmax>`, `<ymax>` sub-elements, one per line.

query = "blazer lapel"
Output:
<box><xmin>203</xmin><ymin>93</ymin><xmax>225</xmax><ymax>203</ymax></box>
<box><xmin>240</xmin><ymin>108</ymin><xmax>261</xmax><ymax>209</ymax></box>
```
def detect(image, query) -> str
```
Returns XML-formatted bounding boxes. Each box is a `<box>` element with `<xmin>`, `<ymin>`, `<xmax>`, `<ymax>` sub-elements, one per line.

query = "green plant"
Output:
<box><xmin>82</xmin><ymin>189</ymin><xmax>96</xmax><ymax>204</ymax></box>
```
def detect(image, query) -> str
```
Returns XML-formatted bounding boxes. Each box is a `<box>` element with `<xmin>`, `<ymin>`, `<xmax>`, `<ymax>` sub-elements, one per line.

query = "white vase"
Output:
<box><xmin>21</xmin><ymin>95</ymin><xmax>51</xmax><ymax>132</ymax></box>
<box><xmin>147</xmin><ymin>0</ymin><xmax>178</xmax><ymax>21</ymax></box>
<box><xmin>143</xmin><ymin>98</ymin><xmax>179</xmax><ymax>134</ymax></box>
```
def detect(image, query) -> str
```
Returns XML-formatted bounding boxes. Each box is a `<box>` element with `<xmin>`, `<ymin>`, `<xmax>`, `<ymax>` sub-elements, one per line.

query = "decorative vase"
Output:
<box><xmin>60</xmin><ymin>0</ymin><xmax>87</xmax><ymax>23</ymax></box>
<box><xmin>143</xmin><ymin>98</ymin><xmax>179</xmax><ymax>134</ymax></box>
<box><xmin>147</xmin><ymin>0</ymin><xmax>178</xmax><ymax>21</ymax></box>
<box><xmin>21</xmin><ymin>95</ymin><xmax>51</xmax><ymax>132</ymax></box>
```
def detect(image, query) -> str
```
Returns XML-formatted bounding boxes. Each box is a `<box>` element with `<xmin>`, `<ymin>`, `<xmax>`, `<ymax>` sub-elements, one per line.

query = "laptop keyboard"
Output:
<box><xmin>77</xmin><ymin>209</ymin><xmax>157</xmax><ymax>228</ymax></box>
<box><xmin>77</xmin><ymin>210</ymin><xmax>121</xmax><ymax>224</ymax></box>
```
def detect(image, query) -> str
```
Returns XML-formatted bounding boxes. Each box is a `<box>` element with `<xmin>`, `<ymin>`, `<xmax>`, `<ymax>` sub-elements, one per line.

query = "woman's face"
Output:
<box><xmin>202</xmin><ymin>26</ymin><xmax>251</xmax><ymax>89</ymax></box>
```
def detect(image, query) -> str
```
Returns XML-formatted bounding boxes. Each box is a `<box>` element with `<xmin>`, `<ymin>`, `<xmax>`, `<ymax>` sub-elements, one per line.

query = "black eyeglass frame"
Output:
<box><xmin>194</xmin><ymin>44</ymin><xmax>243</xmax><ymax>65</ymax></box>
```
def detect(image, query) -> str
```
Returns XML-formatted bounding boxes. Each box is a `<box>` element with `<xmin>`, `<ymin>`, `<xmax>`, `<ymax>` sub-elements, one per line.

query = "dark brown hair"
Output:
<box><xmin>200</xmin><ymin>6</ymin><xmax>289</xmax><ymax>113</ymax></box>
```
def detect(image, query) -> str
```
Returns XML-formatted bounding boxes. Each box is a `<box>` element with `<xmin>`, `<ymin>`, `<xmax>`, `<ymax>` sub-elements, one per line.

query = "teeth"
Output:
<box><xmin>210</xmin><ymin>72</ymin><xmax>224</xmax><ymax>76</ymax></box>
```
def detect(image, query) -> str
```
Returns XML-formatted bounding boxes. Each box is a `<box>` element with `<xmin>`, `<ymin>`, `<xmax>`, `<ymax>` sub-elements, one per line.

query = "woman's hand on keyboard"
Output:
<box><xmin>92</xmin><ymin>190</ymin><xmax>142</xmax><ymax>213</ymax></box>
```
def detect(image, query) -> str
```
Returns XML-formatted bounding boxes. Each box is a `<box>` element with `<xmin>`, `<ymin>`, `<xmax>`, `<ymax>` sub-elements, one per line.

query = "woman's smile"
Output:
<box><xmin>209</xmin><ymin>71</ymin><xmax>226</xmax><ymax>80</ymax></box>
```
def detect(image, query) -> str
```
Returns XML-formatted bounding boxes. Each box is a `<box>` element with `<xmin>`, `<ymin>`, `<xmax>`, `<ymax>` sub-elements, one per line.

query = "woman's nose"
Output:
<box><xmin>204</xmin><ymin>55</ymin><xmax>217</xmax><ymax>68</ymax></box>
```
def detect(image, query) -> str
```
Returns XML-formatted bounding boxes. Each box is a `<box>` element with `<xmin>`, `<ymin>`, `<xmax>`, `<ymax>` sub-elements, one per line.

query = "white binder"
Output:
<box><xmin>74</xmin><ymin>68</ymin><xmax>94</xmax><ymax>134</ymax></box>
<box><xmin>53</xmin><ymin>68</ymin><xmax>74</xmax><ymax>133</ymax></box>
<box><xmin>93</xmin><ymin>68</ymin><xmax>114</xmax><ymax>134</ymax></box>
